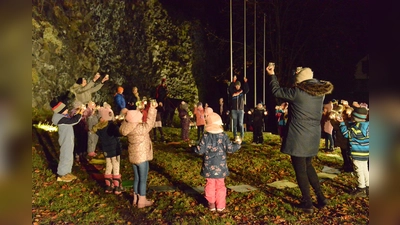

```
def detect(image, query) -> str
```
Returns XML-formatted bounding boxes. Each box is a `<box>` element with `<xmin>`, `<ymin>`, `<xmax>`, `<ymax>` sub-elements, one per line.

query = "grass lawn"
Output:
<box><xmin>32</xmin><ymin>125</ymin><xmax>369</xmax><ymax>224</ymax></box>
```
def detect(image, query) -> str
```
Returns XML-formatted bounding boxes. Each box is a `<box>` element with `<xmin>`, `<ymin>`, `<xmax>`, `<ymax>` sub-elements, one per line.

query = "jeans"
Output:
<box><xmin>231</xmin><ymin>110</ymin><xmax>244</xmax><ymax>139</ymax></box>
<box><xmin>323</xmin><ymin>132</ymin><xmax>334</xmax><ymax>149</ymax></box>
<box><xmin>132</xmin><ymin>161</ymin><xmax>149</xmax><ymax>196</ymax></box>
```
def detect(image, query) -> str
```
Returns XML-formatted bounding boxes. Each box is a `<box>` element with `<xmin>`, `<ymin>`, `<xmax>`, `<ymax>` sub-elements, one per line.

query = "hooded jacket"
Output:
<box><xmin>269</xmin><ymin>76</ymin><xmax>334</xmax><ymax>157</ymax></box>
<box><xmin>119</xmin><ymin>106</ymin><xmax>156</xmax><ymax>165</ymax></box>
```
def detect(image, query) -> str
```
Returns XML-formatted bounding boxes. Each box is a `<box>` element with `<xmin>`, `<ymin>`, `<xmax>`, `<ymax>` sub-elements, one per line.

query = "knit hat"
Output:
<box><xmin>295</xmin><ymin>67</ymin><xmax>313</xmax><ymax>83</ymax></box>
<box><xmin>125</xmin><ymin>110</ymin><xmax>143</xmax><ymax>123</ymax></box>
<box><xmin>99</xmin><ymin>107</ymin><xmax>114</xmax><ymax>121</ymax></box>
<box><xmin>352</xmin><ymin>106</ymin><xmax>368</xmax><ymax>122</ymax></box>
<box><xmin>205</xmin><ymin>112</ymin><xmax>224</xmax><ymax>134</ymax></box>
<box><xmin>76</xmin><ymin>77</ymin><xmax>84</xmax><ymax>85</ymax></box>
<box><xmin>50</xmin><ymin>100</ymin><xmax>68</xmax><ymax>114</ymax></box>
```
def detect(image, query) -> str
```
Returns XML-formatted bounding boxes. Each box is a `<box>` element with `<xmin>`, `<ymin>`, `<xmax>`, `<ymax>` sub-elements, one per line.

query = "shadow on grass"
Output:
<box><xmin>33</xmin><ymin>127</ymin><xmax>59</xmax><ymax>174</ymax></box>
<box><xmin>149</xmin><ymin>159</ymin><xmax>208</xmax><ymax>208</ymax></box>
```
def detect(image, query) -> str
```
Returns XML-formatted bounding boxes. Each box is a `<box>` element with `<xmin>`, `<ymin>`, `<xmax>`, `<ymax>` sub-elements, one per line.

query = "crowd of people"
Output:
<box><xmin>49</xmin><ymin>68</ymin><xmax>369</xmax><ymax>213</ymax></box>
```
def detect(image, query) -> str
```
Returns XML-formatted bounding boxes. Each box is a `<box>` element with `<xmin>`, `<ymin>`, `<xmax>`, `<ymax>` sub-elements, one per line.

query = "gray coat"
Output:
<box><xmin>269</xmin><ymin>76</ymin><xmax>333</xmax><ymax>157</ymax></box>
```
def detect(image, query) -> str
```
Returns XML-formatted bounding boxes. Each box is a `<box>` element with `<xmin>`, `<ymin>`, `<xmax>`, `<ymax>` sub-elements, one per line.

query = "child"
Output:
<box><xmin>252</xmin><ymin>102</ymin><xmax>266</xmax><ymax>144</ymax></box>
<box><xmin>92</xmin><ymin>106</ymin><xmax>123</xmax><ymax>194</ymax></box>
<box><xmin>153</xmin><ymin>101</ymin><xmax>165</xmax><ymax>142</ymax></box>
<box><xmin>119</xmin><ymin>101</ymin><xmax>158</xmax><ymax>208</ymax></box>
<box><xmin>192</xmin><ymin>112</ymin><xmax>241</xmax><ymax>212</ymax></box>
<box><xmin>275</xmin><ymin>102</ymin><xmax>288</xmax><ymax>143</ymax></box>
<box><xmin>178</xmin><ymin>101</ymin><xmax>190</xmax><ymax>142</ymax></box>
<box><xmin>70</xmin><ymin>101</ymin><xmax>88</xmax><ymax>163</ymax></box>
<box><xmin>329</xmin><ymin>104</ymin><xmax>353</xmax><ymax>172</ymax></box>
<box><xmin>84</xmin><ymin>101</ymin><xmax>99</xmax><ymax>157</ymax></box>
<box><xmin>193</xmin><ymin>102</ymin><xmax>205</xmax><ymax>141</ymax></box>
<box><xmin>50</xmin><ymin>99</ymin><xmax>83</xmax><ymax>182</ymax></box>
<box><xmin>322</xmin><ymin>102</ymin><xmax>334</xmax><ymax>152</ymax></box>
<box><xmin>337</xmin><ymin>104</ymin><xmax>369</xmax><ymax>197</ymax></box>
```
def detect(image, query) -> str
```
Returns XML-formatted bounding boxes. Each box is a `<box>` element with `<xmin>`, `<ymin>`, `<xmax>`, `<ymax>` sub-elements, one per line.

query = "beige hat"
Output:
<box><xmin>295</xmin><ymin>67</ymin><xmax>313</xmax><ymax>83</ymax></box>
<box><xmin>205</xmin><ymin>112</ymin><xmax>224</xmax><ymax>134</ymax></box>
<box><xmin>125</xmin><ymin>110</ymin><xmax>143</xmax><ymax>123</ymax></box>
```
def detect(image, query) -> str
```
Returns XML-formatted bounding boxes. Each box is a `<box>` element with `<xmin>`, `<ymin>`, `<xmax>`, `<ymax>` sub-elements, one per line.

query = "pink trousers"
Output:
<box><xmin>205</xmin><ymin>178</ymin><xmax>226</xmax><ymax>209</ymax></box>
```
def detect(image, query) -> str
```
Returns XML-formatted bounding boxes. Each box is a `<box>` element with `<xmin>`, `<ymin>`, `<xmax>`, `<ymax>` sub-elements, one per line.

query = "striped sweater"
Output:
<box><xmin>339</xmin><ymin>121</ymin><xmax>369</xmax><ymax>161</ymax></box>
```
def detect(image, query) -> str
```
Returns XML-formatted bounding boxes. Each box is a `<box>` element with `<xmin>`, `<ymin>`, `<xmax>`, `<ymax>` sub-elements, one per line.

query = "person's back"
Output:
<box><xmin>267</xmin><ymin>65</ymin><xmax>333</xmax><ymax>213</ymax></box>
<box><xmin>193</xmin><ymin>112</ymin><xmax>241</xmax><ymax>212</ymax></box>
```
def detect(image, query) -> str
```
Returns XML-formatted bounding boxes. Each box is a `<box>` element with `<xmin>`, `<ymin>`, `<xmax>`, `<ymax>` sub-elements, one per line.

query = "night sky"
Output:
<box><xmin>163</xmin><ymin>0</ymin><xmax>368</xmax><ymax>105</ymax></box>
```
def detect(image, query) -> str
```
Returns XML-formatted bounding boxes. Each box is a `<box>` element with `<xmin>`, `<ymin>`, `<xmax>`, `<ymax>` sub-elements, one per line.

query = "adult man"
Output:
<box><xmin>266</xmin><ymin>65</ymin><xmax>333</xmax><ymax>213</ymax></box>
<box><xmin>228</xmin><ymin>75</ymin><xmax>249</xmax><ymax>141</ymax></box>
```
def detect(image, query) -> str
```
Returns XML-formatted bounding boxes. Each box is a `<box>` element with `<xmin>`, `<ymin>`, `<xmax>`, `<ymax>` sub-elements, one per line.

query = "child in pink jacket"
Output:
<box><xmin>194</xmin><ymin>102</ymin><xmax>205</xmax><ymax>141</ymax></box>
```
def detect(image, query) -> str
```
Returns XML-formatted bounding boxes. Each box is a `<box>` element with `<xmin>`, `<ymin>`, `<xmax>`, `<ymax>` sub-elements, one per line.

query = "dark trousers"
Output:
<box><xmin>252</xmin><ymin>124</ymin><xmax>263</xmax><ymax>143</ymax></box>
<box><xmin>153</xmin><ymin>127</ymin><xmax>164</xmax><ymax>141</ymax></box>
<box><xmin>197</xmin><ymin>125</ymin><xmax>204</xmax><ymax>141</ymax></box>
<box><xmin>291</xmin><ymin>156</ymin><xmax>325</xmax><ymax>204</ymax></box>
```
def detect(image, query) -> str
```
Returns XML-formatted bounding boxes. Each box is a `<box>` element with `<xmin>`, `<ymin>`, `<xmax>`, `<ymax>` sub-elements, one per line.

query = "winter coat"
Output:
<box><xmin>114</xmin><ymin>93</ymin><xmax>126</xmax><ymax>115</ymax></box>
<box><xmin>339</xmin><ymin>121</ymin><xmax>369</xmax><ymax>161</ymax></box>
<box><xmin>269</xmin><ymin>76</ymin><xmax>333</xmax><ymax>157</ymax></box>
<box><xmin>70</xmin><ymin>80</ymin><xmax>104</xmax><ymax>104</ymax></box>
<box><xmin>93</xmin><ymin>121</ymin><xmax>121</xmax><ymax>158</ymax></box>
<box><xmin>194</xmin><ymin>132</ymin><xmax>241</xmax><ymax>178</ymax></box>
<box><xmin>119</xmin><ymin>106</ymin><xmax>156</xmax><ymax>165</ymax></box>
<box><xmin>194</xmin><ymin>106</ymin><xmax>205</xmax><ymax>126</ymax></box>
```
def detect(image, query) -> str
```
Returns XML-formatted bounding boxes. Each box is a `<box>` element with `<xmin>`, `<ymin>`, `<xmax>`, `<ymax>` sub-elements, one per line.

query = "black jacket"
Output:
<box><xmin>229</xmin><ymin>81</ymin><xmax>249</xmax><ymax>110</ymax></box>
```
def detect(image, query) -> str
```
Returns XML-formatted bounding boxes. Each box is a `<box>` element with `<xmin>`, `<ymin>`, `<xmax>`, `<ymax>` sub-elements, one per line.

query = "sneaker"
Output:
<box><xmin>351</xmin><ymin>187</ymin><xmax>366</xmax><ymax>197</ymax></box>
<box><xmin>66</xmin><ymin>173</ymin><xmax>77</xmax><ymax>180</ymax></box>
<box><xmin>217</xmin><ymin>208</ymin><xmax>225</xmax><ymax>212</ymax></box>
<box><xmin>57</xmin><ymin>175</ymin><xmax>74</xmax><ymax>182</ymax></box>
<box><xmin>208</xmin><ymin>203</ymin><xmax>216</xmax><ymax>211</ymax></box>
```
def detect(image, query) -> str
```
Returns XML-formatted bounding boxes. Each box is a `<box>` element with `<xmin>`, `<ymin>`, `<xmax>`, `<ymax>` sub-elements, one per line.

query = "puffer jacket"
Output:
<box><xmin>119</xmin><ymin>106</ymin><xmax>156</xmax><ymax>165</ymax></box>
<box><xmin>269</xmin><ymin>76</ymin><xmax>334</xmax><ymax>157</ymax></box>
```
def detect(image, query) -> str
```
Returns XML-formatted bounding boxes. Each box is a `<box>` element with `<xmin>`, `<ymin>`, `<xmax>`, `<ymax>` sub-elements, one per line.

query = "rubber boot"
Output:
<box><xmin>138</xmin><ymin>195</ymin><xmax>154</xmax><ymax>208</ymax></box>
<box><xmin>104</xmin><ymin>174</ymin><xmax>113</xmax><ymax>194</ymax></box>
<box><xmin>113</xmin><ymin>174</ymin><xmax>124</xmax><ymax>195</ymax></box>
<box><xmin>132</xmin><ymin>192</ymin><xmax>139</xmax><ymax>207</ymax></box>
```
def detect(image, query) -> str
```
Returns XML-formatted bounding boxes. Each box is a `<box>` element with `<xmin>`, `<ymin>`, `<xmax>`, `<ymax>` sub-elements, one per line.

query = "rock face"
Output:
<box><xmin>32</xmin><ymin>0</ymin><xmax>204</xmax><ymax>116</ymax></box>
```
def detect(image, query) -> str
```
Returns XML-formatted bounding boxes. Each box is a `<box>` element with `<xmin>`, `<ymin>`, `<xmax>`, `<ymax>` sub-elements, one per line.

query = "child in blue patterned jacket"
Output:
<box><xmin>337</xmin><ymin>103</ymin><xmax>369</xmax><ymax>197</ymax></box>
<box><xmin>192</xmin><ymin>112</ymin><xmax>241</xmax><ymax>212</ymax></box>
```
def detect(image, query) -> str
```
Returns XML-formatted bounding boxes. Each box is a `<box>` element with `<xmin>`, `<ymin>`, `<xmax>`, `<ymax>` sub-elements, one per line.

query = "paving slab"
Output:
<box><xmin>148</xmin><ymin>185</ymin><xmax>177</xmax><ymax>192</ymax></box>
<box><xmin>317</xmin><ymin>172</ymin><xmax>338</xmax><ymax>179</ymax></box>
<box><xmin>267</xmin><ymin>180</ymin><xmax>298</xmax><ymax>189</ymax></box>
<box><xmin>227</xmin><ymin>184</ymin><xmax>258</xmax><ymax>192</ymax></box>
<box><xmin>324</xmin><ymin>153</ymin><xmax>343</xmax><ymax>160</ymax></box>
<box><xmin>322</xmin><ymin>165</ymin><xmax>341</xmax><ymax>174</ymax></box>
